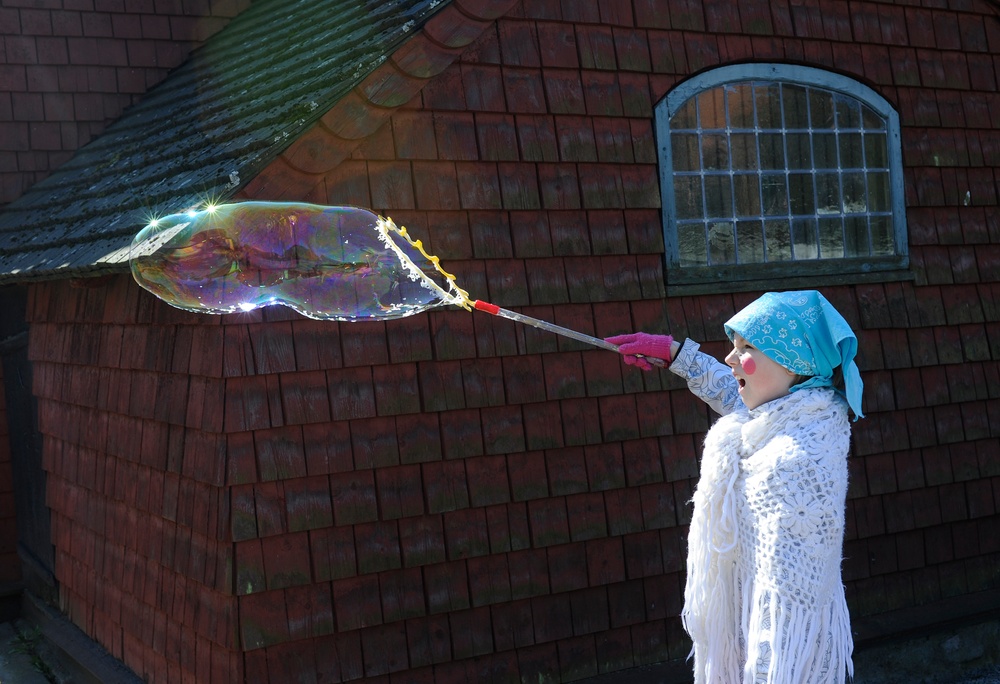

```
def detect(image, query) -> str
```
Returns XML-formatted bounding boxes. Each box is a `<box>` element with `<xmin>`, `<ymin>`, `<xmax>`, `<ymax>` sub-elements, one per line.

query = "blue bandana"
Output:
<box><xmin>724</xmin><ymin>290</ymin><xmax>864</xmax><ymax>420</ymax></box>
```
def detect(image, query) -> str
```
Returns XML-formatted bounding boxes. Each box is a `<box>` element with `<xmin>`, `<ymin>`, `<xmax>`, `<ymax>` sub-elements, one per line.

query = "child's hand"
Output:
<box><xmin>605</xmin><ymin>332</ymin><xmax>674</xmax><ymax>371</ymax></box>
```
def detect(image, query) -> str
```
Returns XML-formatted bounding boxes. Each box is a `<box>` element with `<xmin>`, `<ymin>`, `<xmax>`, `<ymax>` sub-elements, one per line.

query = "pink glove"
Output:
<box><xmin>605</xmin><ymin>332</ymin><xmax>674</xmax><ymax>371</ymax></box>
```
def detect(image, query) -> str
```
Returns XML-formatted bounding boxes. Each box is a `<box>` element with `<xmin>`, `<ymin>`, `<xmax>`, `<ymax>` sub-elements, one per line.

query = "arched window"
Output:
<box><xmin>656</xmin><ymin>64</ymin><xmax>908</xmax><ymax>292</ymax></box>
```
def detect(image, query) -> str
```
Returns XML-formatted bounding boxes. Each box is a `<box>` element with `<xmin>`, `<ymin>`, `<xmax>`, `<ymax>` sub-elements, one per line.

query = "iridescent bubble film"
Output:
<box><xmin>130</xmin><ymin>202</ymin><xmax>466</xmax><ymax>321</ymax></box>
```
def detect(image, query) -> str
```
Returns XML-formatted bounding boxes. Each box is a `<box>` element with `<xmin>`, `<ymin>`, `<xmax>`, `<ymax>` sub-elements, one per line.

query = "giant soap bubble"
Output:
<box><xmin>130</xmin><ymin>201</ymin><xmax>655</xmax><ymax>363</ymax></box>
<box><xmin>129</xmin><ymin>202</ymin><xmax>469</xmax><ymax>321</ymax></box>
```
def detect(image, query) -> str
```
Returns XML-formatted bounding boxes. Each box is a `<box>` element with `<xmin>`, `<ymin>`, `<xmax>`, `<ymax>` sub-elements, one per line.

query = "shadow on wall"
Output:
<box><xmin>852</xmin><ymin>616</ymin><xmax>1000</xmax><ymax>684</ymax></box>
<box><xmin>571</xmin><ymin>614</ymin><xmax>1000</xmax><ymax>684</ymax></box>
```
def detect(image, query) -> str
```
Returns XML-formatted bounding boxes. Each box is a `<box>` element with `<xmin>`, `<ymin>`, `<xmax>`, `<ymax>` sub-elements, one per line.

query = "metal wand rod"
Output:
<box><xmin>472</xmin><ymin>300</ymin><xmax>666</xmax><ymax>367</ymax></box>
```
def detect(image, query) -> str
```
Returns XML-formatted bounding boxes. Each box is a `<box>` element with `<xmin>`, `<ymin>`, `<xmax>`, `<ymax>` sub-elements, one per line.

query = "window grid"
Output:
<box><xmin>670</xmin><ymin>81</ymin><xmax>893</xmax><ymax>269</ymax></box>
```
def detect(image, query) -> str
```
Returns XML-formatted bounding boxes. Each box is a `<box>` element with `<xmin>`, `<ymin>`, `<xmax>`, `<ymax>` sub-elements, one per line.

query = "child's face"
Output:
<box><xmin>725</xmin><ymin>333</ymin><xmax>797</xmax><ymax>410</ymax></box>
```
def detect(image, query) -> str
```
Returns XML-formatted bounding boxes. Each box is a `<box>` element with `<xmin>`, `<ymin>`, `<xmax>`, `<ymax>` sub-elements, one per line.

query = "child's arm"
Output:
<box><xmin>668</xmin><ymin>339</ymin><xmax>744</xmax><ymax>416</ymax></box>
<box><xmin>608</xmin><ymin>332</ymin><xmax>743</xmax><ymax>416</ymax></box>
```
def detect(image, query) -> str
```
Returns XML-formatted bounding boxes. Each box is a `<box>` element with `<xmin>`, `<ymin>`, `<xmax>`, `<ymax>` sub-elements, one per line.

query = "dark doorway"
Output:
<box><xmin>0</xmin><ymin>286</ymin><xmax>55</xmax><ymax>611</ymax></box>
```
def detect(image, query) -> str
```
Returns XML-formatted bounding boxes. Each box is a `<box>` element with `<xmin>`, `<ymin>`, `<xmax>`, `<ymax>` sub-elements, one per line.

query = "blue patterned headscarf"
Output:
<box><xmin>724</xmin><ymin>290</ymin><xmax>864</xmax><ymax>420</ymax></box>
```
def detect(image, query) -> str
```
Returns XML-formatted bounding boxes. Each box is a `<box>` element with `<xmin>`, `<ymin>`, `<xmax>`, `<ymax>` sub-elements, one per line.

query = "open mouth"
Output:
<box><xmin>738</xmin><ymin>378</ymin><xmax>746</xmax><ymax>388</ymax></box>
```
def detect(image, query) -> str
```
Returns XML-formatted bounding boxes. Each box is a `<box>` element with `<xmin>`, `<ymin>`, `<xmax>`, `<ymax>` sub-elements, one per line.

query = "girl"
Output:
<box><xmin>607</xmin><ymin>290</ymin><xmax>863</xmax><ymax>684</ymax></box>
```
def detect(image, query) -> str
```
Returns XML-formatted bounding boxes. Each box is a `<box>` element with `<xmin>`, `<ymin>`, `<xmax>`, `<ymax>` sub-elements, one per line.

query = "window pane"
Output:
<box><xmin>870</xmin><ymin>216</ymin><xmax>894</xmax><ymax>255</ymax></box>
<box><xmin>786</xmin><ymin>133</ymin><xmax>812</xmax><ymax>169</ymax></box>
<box><xmin>782</xmin><ymin>84</ymin><xmax>810</xmax><ymax>128</ymax></box>
<box><xmin>672</xmin><ymin>133</ymin><xmax>700</xmax><ymax>171</ymax></box>
<box><xmin>865</xmin><ymin>133</ymin><xmax>888</xmax><ymax>168</ymax></box>
<box><xmin>702</xmin><ymin>134</ymin><xmax>729</xmax><ymax>170</ymax></box>
<box><xmin>759</xmin><ymin>133</ymin><xmax>785</xmax><ymax>169</ymax></box>
<box><xmin>736</xmin><ymin>220</ymin><xmax>765</xmax><ymax>263</ymax></box>
<box><xmin>733</xmin><ymin>174</ymin><xmax>761</xmax><ymax>216</ymax></box>
<box><xmin>672</xmin><ymin>98</ymin><xmax>698</xmax><ymax>129</ymax></box>
<box><xmin>791</xmin><ymin>218</ymin><xmax>819</xmax><ymax>259</ymax></box>
<box><xmin>813</xmin><ymin>133</ymin><xmax>837</xmax><ymax>168</ymax></box>
<box><xmin>728</xmin><ymin>84</ymin><xmax>756</xmax><ymax>128</ymax></box>
<box><xmin>764</xmin><ymin>220</ymin><xmax>792</xmax><ymax>261</ymax></box>
<box><xmin>836</xmin><ymin>95</ymin><xmax>861</xmax><ymax>129</ymax></box>
<box><xmin>815</xmin><ymin>173</ymin><xmax>841</xmax><ymax>214</ymax></box>
<box><xmin>755</xmin><ymin>83</ymin><xmax>783</xmax><ymax>128</ymax></box>
<box><xmin>868</xmin><ymin>171</ymin><xmax>890</xmax><ymax>212</ymax></box>
<box><xmin>842</xmin><ymin>172</ymin><xmax>866</xmax><ymax>212</ymax></box>
<box><xmin>704</xmin><ymin>175</ymin><xmax>733</xmax><ymax>218</ymax></box>
<box><xmin>845</xmin><ymin>216</ymin><xmax>869</xmax><ymax>257</ymax></box>
<box><xmin>761</xmin><ymin>174</ymin><xmax>788</xmax><ymax>215</ymax></box>
<box><xmin>861</xmin><ymin>104</ymin><xmax>883</xmax><ymax>130</ymax></box>
<box><xmin>698</xmin><ymin>90</ymin><xmax>726</xmax><ymax>129</ymax></box>
<box><xmin>674</xmin><ymin>176</ymin><xmax>703</xmax><ymax>219</ymax></box>
<box><xmin>708</xmin><ymin>221</ymin><xmax>736</xmax><ymax>264</ymax></box>
<box><xmin>819</xmin><ymin>217</ymin><xmax>845</xmax><ymax>258</ymax></box>
<box><xmin>810</xmin><ymin>89</ymin><xmax>835</xmax><ymax>128</ymax></box>
<box><xmin>788</xmin><ymin>174</ymin><xmax>815</xmax><ymax>214</ymax></box>
<box><xmin>678</xmin><ymin>222</ymin><xmax>708</xmax><ymax>266</ymax></box>
<box><xmin>730</xmin><ymin>133</ymin><xmax>758</xmax><ymax>170</ymax></box>
<box><xmin>839</xmin><ymin>133</ymin><xmax>863</xmax><ymax>168</ymax></box>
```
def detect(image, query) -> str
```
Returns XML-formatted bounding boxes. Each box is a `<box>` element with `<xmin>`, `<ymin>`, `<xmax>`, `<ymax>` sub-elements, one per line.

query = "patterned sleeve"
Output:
<box><xmin>668</xmin><ymin>339</ymin><xmax>744</xmax><ymax>416</ymax></box>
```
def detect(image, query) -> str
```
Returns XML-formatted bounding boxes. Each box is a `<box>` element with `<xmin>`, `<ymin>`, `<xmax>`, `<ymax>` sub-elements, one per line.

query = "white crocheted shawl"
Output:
<box><xmin>682</xmin><ymin>388</ymin><xmax>854</xmax><ymax>684</ymax></box>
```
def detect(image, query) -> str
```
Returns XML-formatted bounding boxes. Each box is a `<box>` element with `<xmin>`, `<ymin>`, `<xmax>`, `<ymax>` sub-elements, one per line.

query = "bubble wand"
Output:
<box><xmin>129</xmin><ymin>202</ymin><xmax>665</xmax><ymax>366</ymax></box>
<box><xmin>374</xmin><ymin>217</ymin><xmax>663</xmax><ymax>362</ymax></box>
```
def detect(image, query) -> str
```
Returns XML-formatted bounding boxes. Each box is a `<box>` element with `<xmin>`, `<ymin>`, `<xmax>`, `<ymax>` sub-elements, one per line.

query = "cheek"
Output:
<box><xmin>741</xmin><ymin>356</ymin><xmax>757</xmax><ymax>375</ymax></box>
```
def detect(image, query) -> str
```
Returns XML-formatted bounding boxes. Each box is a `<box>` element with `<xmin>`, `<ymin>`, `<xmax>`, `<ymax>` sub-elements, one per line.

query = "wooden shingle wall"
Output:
<box><xmin>0</xmin><ymin>0</ymin><xmax>250</xmax><ymax>205</ymax></box>
<box><xmin>28</xmin><ymin>279</ymin><xmax>243</xmax><ymax>682</ymax></box>
<box><xmin>20</xmin><ymin>0</ymin><xmax>1000</xmax><ymax>682</ymax></box>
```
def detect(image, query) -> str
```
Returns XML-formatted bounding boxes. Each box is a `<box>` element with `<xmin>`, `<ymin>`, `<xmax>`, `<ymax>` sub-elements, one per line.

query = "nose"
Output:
<box><xmin>725</xmin><ymin>347</ymin><xmax>739</xmax><ymax>368</ymax></box>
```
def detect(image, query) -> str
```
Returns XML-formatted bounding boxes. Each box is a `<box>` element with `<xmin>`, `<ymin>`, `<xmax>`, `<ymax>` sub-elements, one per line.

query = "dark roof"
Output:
<box><xmin>0</xmin><ymin>0</ymin><xmax>450</xmax><ymax>284</ymax></box>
